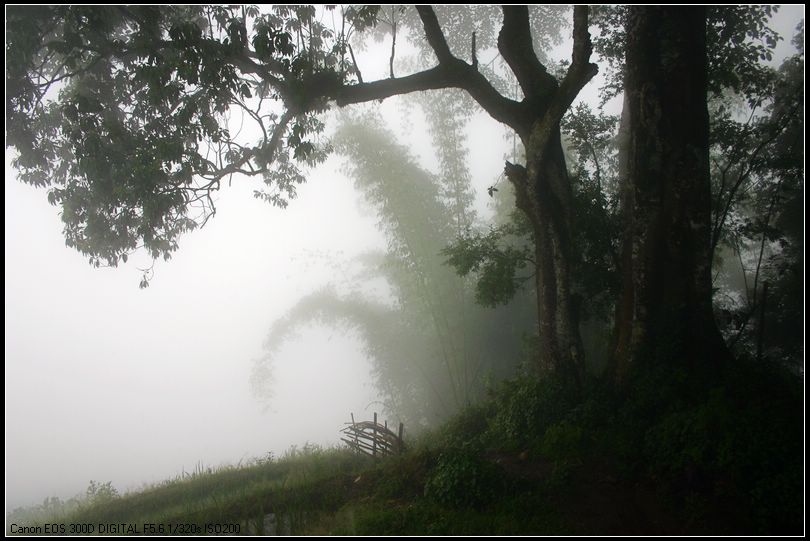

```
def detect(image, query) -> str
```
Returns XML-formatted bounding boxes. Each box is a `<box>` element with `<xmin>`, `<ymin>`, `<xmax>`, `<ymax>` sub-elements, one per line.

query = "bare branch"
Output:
<box><xmin>709</xmin><ymin>102</ymin><xmax>799</xmax><ymax>258</ymax></box>
<box><xmin>552</xmin><ymin>6</ymin><xmax>599</xmax><ymax>120</ymax></box>
<box><xmin>199</xmin><ymin>110</ymin><xmax>293</xmax><ymax>182</ymax></box>
<box><xmin>471</xmin><ymin>31</ymin><xmax>477</xmax><ymax>70</ymax></box>
<box><xmin>528</xmin><ymin>6</ymin><xmax>598</xmax><ymax>163</ymax></box>
<box><xmin>329</xmin><ymin>65</ymin><xmax>524</xmax><ymax>131</ymax></box>
<box><xmin>498</xmin><ymin>6</ymin><xmax>557</xmax><ymax>98</ymax></box>
<box><xmin>415</xmin><ymin>6</ymin><xmax>454</xmax><ymax>64</ymax></box>
<box><xmin>347</xmin><ymin>43</ymin><xmax>363</xmax><ymax>84</ymax></box>
<box><xmin>570</xmin><ymin>6</ymin><xmax>594</xmax><ymax>70</ymax></box>
<box><xmin>389</xmin><ymin>6</ymin><xmax>397</xmax><ymax>78</ymax></box>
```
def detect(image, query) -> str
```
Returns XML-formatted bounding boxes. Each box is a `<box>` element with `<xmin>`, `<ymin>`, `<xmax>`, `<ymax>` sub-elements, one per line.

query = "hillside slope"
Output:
<box><xmin>7</xmin><ymin>362</ymin><xmax>803</xmax><ymax>535</ymax></box>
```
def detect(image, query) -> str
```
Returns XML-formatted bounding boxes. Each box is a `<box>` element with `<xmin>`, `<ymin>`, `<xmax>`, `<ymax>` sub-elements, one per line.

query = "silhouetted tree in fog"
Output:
<box><xmin>6</xmin><ymin>5</ymin><xmax>596</xmax><ymax>385</ymax></box>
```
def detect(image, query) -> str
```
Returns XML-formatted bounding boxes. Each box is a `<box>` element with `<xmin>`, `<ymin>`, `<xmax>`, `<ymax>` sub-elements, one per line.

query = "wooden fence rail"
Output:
<box><xmin>340</xmin><ymin>412</ymin><xmax>404</xmax><ymax>458</ymax></box>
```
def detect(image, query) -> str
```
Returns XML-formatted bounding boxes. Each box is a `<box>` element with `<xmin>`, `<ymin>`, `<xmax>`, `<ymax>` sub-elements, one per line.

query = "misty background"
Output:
<box><xmin>5</xmin><ymin>5</ymin><xmax>802</xmax><ymax>513</ymax></box>
<box><xmin>4</xmin><ymin>94</ymin><xmax>508</xmax><ymax>509</ymax></box>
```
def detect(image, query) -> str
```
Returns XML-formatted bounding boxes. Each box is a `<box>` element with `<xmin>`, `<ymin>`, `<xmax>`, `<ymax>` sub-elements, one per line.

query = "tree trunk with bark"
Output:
<box><xmin>613</xmin><ymin>6</ymin><xmax>729</xmax><ymax>383</ymax></box>
<box><xmin>506</xmin><ymin>131</ymin><xmax>584</xmax><ymax>387</ymax></box>
<box><xmin>493</xmin><ymin>7</ymin><xmax>596</xmax><ymax>388</ymax></box>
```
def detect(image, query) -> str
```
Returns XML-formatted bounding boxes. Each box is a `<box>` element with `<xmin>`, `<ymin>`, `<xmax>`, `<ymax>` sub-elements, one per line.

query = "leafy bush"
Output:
<box><xmin>84</xmin><ymin>480</ymin><xmax>119</xmax><ymax>506</ymax></box>
<box><xmin>423</xmin><ymin>447</ymin><xmax>503</xmax><ymax>508</ymax></box>
<box><xmin>488</xmin><ymin>375</ymin><xmax>578</xmax><ymax>448</ymax></box>
<box><xmin>436</xmin><ymin>402</ymin><xmax>491</xmax><ymax>449</ymax></box>
<box><xmin>639</xmin><ymin>361</ymin><xmax>803</xmax><ymax>533</ymax></box>
<box><xmin>541</xmin><ymin>420</ymin><xmax>586</xmax><ymax>460</ymax></box>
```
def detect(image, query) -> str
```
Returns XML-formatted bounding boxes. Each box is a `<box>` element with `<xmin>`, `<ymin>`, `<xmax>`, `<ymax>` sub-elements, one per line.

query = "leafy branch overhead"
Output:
<box><xmin>443</xmin><ymin>226</ymin><xmax>534</xmax><ymax>308</ymax></box>
<box><xmin>6</xmin><ymin>5</ymin><xmax>384</xmax><ymax>267</ymax></box>
<box><xmin>6</xmin><ymin>5</ymin><xmax>596</xmax><ymax>272</ymax></box>
<box><xmin>7</xmin><ymin>5</ymin><xmax>338</xmax><ymax>266</ymax></box>
<box><xmin>7</xmin><ymin>4</ymin><xmax>602</xmax><ymax>385</ymax></box>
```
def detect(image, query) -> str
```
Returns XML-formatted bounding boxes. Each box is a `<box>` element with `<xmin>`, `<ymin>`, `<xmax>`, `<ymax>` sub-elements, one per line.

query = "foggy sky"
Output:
<box><xmin>4</xmin><ymin>88</ymin><xmax>510</xmax><ymax>512</ymax></box>
<box><xmin>4</xmin><ymin>5</ymin><xmax>803</xmax><ymax>512</ymax></box>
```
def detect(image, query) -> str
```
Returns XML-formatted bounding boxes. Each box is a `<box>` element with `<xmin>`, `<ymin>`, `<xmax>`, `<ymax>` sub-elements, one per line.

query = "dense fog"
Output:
<box><xmin>5</xmin><ymin>94</ymin><xmax>511</xmax><ymax>509</ymax></box>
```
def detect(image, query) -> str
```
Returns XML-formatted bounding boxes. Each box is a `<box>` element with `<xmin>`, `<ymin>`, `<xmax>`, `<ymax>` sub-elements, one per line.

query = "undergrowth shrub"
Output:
<box><xmin>488</xmin><ymin>375</ymin><xmax>578</xmax><ymax>449</ymax></box>
<box><xmin>634</xmin><ymin>358</ymin><xmax>802</xmax><ymax>533</ymax></box>
<box><xmin>423</xmin><ymin>446</ymin><xmax>503</xmax><ymax>508</ymax></box>
<box><xmin>541</xmin><ymin>420</ymin><xmax>586</xmax><ymax>460</ymax></box>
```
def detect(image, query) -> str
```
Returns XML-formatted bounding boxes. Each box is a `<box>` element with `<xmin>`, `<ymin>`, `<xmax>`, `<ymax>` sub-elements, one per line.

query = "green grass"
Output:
<box><xmin>7</xmin><ymin>360</ymin><xmax>803</xmax><ymax>535</ymax></box>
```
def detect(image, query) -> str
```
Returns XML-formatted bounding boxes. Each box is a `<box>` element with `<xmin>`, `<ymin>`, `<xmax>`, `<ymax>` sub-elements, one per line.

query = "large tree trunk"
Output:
<box><xmin>490</xmin><ymin>7</ymin><xmax>595</xmax><ymax>389</ymax></box>
<box><xmin>506</xmin><ymin>129</ymin><xmax>585</xmax><ymax>388</ymax></box>
<box><xmin>613</xmin><ymin>6</ymin><xmax>729</xmax><ymax>383</ymax></box>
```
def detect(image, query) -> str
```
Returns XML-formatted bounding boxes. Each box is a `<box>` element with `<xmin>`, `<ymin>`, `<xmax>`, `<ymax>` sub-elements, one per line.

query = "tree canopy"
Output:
<box><xmin>6</xmin><ymin>6</ymin><xmax>588</xmax><ymax>269</ymax></box>
<box><xmin>6</xmin><ymin>5</ymin><xmax>803</xmax><ymax>376</ymax></box>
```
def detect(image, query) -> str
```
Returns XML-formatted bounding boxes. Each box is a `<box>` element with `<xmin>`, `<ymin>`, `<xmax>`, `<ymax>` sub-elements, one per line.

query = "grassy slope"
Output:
<box><xmin>7</xmin><ymin>446</ymin><xmax>617</xmax><ymax>535</ymax></box>
<box><xmin>7</xmin><ymin>361</ymin><xmax>803</xmax><ymax>535</ymax></box>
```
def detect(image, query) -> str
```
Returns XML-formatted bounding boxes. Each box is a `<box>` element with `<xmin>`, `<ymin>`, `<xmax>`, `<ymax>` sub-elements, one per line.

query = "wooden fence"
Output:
<box><xmin>340</xmin><ymin>412</ymin><xmax>404</xmax><ymax>458</ymax></box>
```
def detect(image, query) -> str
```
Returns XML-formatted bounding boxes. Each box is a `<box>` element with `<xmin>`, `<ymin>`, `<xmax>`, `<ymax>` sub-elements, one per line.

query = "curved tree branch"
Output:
<box><xmin>529</xmin><ymin>6</ymin><xmax>598</xmax><ymax>164</ymax></box>
<box><xmin>415</xmin><ymin>6</ymin><xmax>454</xmax><ymax>63</ymax></box>
<box><xmin>498</xmin><ymin>6</ymin><xmax>557</xmax><ymax>99</ymax></box>
<box><xmin>327</xmin><ymin>63</ymin><xmax>525</xmax><ymax>131</ymax></box>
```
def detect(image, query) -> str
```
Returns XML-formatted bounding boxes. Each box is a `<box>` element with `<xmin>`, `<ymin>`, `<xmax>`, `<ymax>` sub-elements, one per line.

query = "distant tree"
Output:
<box><xmin>252</xmin><ymin>112</ymin><xmax>535</xmax><ymax>427</ymax></box>
<box><xmin>6</xmin><ymin>5</ymin><xmax>597</xmax><ymax>385</ymax></box>
<box><xmin>711</xmin><ymin>27</ymin><xmax>804</xmax><ymax>367</ymax></box>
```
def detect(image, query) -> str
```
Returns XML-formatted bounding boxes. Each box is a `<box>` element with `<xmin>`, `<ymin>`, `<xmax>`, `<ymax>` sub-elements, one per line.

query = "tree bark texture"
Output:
<box><xmin>497</xmin><ymin>7</ymin><xmax>596</xmax><ymax>387</ymax></box>
<box><xmin>506</xmin><ymin>131</ymin><xmax>584</xmax><ymax>387</ymax></box>
<box><xmin>613</xmin><ymin>6</ymin><xmax>728</xmax><ymax>383</ymax></box>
